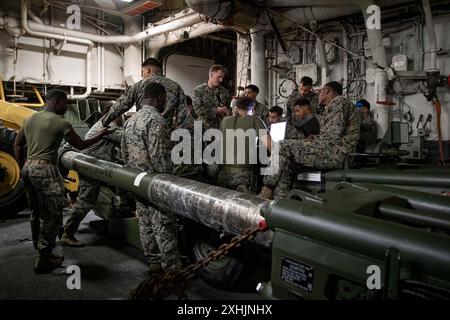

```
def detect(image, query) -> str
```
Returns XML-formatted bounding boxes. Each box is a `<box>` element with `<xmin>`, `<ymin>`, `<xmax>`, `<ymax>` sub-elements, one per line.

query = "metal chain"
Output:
<box><xmin>129</xmin><ymin>221</ymin><xmax>269</xmax><ymax>300</ymax></box>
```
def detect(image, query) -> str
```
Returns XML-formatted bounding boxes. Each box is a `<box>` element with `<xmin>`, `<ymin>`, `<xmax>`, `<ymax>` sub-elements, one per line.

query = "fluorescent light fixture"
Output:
<box><xmin>120</xmin><ymin>0</ymin><xmax>133</xmax><ymax>3</ymax></box>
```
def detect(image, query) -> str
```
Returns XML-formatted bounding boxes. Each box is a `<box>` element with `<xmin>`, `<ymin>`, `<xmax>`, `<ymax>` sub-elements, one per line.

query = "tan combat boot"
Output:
<box><xmin>60</xmin><ymin>233</ymin><xmax>85</xmax><ymax>247</ymax></box>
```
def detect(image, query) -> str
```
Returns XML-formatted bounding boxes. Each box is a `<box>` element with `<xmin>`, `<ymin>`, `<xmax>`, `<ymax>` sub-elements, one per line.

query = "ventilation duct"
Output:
<box><xmin>186</xmin><ymin>0</ymin><xmax>258</xmax><ymax>30</ymax></box>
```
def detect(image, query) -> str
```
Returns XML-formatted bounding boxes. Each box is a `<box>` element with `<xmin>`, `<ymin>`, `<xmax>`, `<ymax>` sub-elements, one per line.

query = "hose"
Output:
<box><xmin>433</xmin><ymin>98</ymin><xmax>445</xmax><ymax>166</ymax></box>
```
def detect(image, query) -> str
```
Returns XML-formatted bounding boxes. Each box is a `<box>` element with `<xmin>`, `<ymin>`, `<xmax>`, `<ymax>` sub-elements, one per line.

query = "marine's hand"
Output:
<box><xmin>99</xmin><ymin>127</ymin><xmax>114</xmax><ymax>137</ymax></box>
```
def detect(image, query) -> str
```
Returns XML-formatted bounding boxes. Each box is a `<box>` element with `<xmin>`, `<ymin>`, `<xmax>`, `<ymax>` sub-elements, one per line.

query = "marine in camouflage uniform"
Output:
<box><xmin>243</xmin><ymin>85</ymin><xmax>269</xmax><ymax>123</ymax></box>
<box><xmin>264</xmin><ymin>95</ymin><xmax>359</xmax><ymax>198</ymax></box>
<box><xmin>102</xmin><ymin>64</ymin><xmax>187</xmax><ymax>131</ymax></box>
<box><xmin>61</xmin><ymin>117</ymin><xmax>123</xmax><ymax>246</ymax></box>
<box><xmin>285</xmin><ymin>90</ymin><xmax>320</xmax><ymax>123</ymax></box>
<box><xmin>121</xmin><ymin>83</ymin><xmax>181</xmax><ymax>271</ymax></box>
<box><xmin>358</xmin><ymin>113</ymin><xmax>378</xmax><ymax>150</ymax></box>
<box><xmin>15</xmin><ymin>89</ymin><xmax>108</xmax><ymax>272</ymax></box>
<box><xmin>193</xmin><ymin>83</ymin><xmax>231</xmax><ymax>130</ymax></box>
<box><xmin>253</xmin><ymin>100</ymin><xmax>269</xmax><ymax>121</ymax></box>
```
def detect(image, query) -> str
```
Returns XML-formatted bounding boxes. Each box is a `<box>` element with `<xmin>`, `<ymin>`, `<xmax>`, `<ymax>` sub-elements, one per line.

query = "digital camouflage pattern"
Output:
<box><xmin>103</xmin><ymin>74</ymin><xmax>187</xmax><ymax>130</ymax></box>
<box><xmin>21</xmin><ymin>163</ymin><xmax>65</xmax><ymax>254</ymax></box>
<box><xmin>64</xmin><ymin>177</ymin><xmax>100</xmax><ymax>237</ymax></box>
<box><xmin>359</xmin><ymin>113</ymin><xmax>378</xmax><ymax>145</ymax></box>
<box><xmin>121</xmin><ymin>105</ymin><xmax>173</xmax><ymax>173</ymax></box>
<box><xmin>265</xmin><ymin>96</ymin><xmax>359</xmax><ymax>198</ymax></box>
<box><xmin>81</xmin><ymin>118</ymin><xmax>123</xmax><ymax>160</ymax></box>
<box><xmin>121</xmin><ymin>105</ymin><xmax>181</xmax><ymax>270</ymax></box>
<box><xmin>193</xmin><ymin>83</ymin><xmax>231</xmax><ymax>130</ymax></box>
<box><xmin>217</xmin><ymin>167</ymin><xmax>258</xmax><ymax>194</ymax></box>
<box><xmin>253</xmin><ymin>100</ymin><xmax>269</xmax><ymax>121</ymax></box>
<box><xmin>136</xmin><ymin>201</ymin><xmax>182</xmax><ymax>271</ymax></box>
<box><xmin>285</xmin><ymin>122</ymin><xmax>305</xmax><ymax>140</ymax></box>
<box><xmin>172</xmin><ymin>112</ymin><xmax>200</xmax><ymax>177</ymax></box>
<box><xmin>63</xmin><ymin>118</ymin><xmax>123</xmax><ymax>237</ymax></box>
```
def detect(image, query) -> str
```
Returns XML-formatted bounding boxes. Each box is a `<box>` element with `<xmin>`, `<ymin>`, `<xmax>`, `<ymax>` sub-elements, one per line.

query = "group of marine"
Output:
<box><xmin>14</xmin><ymin>57</ymin><xmax>377</xmax><ymax>274</ymax></box>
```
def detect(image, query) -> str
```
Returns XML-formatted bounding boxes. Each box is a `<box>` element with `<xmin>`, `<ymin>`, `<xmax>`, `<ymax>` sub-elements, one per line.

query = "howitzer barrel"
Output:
<box><xmin>264</xmin><ymin>199</ymin><xmax>450</xmax><ymax>279</ymax></box>
<box><xmin>361</xmin><ymin>184</ymin><xmax>450</xmax><ymax>217</ymax></box>
<box><xmin>60</xmin><ymin>151</ymin><xmax>272</xmax><ymax>246</ymax></box>
<box><xmin>325</xmin><ymin>169</ymin><xmax>450</xmax><ymax>188</ymax></box>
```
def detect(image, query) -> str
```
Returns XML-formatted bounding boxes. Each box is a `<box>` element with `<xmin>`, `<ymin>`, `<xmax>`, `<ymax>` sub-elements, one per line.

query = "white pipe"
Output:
<box><xmin>21</xmin><ymin>0</ymin><xmax>92</xmax><ymax>99</ymax></box>
<box><xmin>316</xmin><ymin>37</ymin><xmax>329</xmax><ymax>85</ymax></box>
<box><xmin>422</xmin><ymin>0</ymin><xmax>438</xmax><ymax>71</ymax></box>
<box><xmin>101</xmin><ymin>44</ymin><xmax>105</xmax><ymax>92</ymax></box>
<box><xmin>374</xmin><ymin>69</ymin><xmax>389</xmax><ymax>138</ymax></box>
<box><xmin>96</xmin><ymin>44</ymin><xmax>101</xmax><ymax>92</ymax></box>
<box><xmin>23</xmin><ymin>0</ymin><xmax>203</xmax><ymax>44</ymax></box>
<box><xmin>250</xmin><ymin>28</ymin><xmax>267</xmax><ymax>106</ymax></box>
<box><xmin>3</xmin><ymin>16</ymin><xmax>22</xmax><ymax>37</ymax></box>
<box><xmin>352</xmin><ymin>0</ymin><xmax>389</xmax><ymax>139</ymax></box>
<box><xmin>147</xmin><ymin>22</ymin><xmax>225</xmax><ymax>58</ymax></box>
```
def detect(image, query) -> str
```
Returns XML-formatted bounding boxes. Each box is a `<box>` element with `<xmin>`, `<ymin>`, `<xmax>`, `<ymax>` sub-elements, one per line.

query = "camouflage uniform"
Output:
<box><xmin>121</xmin><ymin>105</ymin><xmax>182</xmax><ymax>271</ymax></box>
<box><xmin>21</xmin><ymin>109</ymin><xmax>73</xmax><ymax>258</ymax></box>
<box><xmin>22</xmin><ymin>163</ymin><xmax>65</xmax><ymax>254</ymax></box>
<box><xmin>359</xmin><ymin>114</ymin><xmax>378</xmax><ymax>145</ymax></box>
<box><xmin>253</xmin><ymin>100</ymin><xmax>269</xmax><ymax>122</ymax></box>
<box><xmin>172</xmin><ymin>112</ymin><xmax>200</xmax><ymax>177</ymax></box>
<box><xmin>285</xmin><ymin>90</ymin><xmax>321</xmax><ymax>122</ymax></box>
<box><xmin>285</xmin><ymin>122</ymin><xmax>305</xmax><ymax>140</ymax></box>
<box><xmin>193</xmin><ymin>83</ymin><xmax>231</xmax><ymax>130</ymax></box>
<box><xmin>103</xmin><ymin>74</ymin><xmax>187</xmax><ymax>130</ymax></box>
<box><xmin>265</xmin><ymin>96</ymin><xmax>359</xmax><ymax>198</ymax></box>
<box><xmin>63</xmin><ymin>119</ymin><xmax>122</xmax><ymax>237</ymax></box>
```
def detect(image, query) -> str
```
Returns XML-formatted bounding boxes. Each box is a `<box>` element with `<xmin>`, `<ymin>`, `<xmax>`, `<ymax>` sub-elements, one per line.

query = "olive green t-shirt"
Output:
<box><xmin>219</xmin><ymin>114</ymin><xmax>268</xmax><ymax>166</ymax></box>
<box><xmin>23</xmin><ymin>110</ymin><xmax>73</xmax><ymax>163</ymax></box>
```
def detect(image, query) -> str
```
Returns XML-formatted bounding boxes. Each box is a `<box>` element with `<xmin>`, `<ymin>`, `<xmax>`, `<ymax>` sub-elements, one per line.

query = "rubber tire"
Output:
<box><xmin>190</xmin><ymin>224</ymin><xmax>257</xmax><ymax>290</ymax></box>
<box><xmin>0</xmin><ymin>126</ymin><xmax>17</xmax><ymax>154</ymax></box>
<box><xmin>0</xmin><ymin>180</ymin><xmax>27</xmax><ymax>218</ymax></box>
<box><xmin>0</xmin><ymin>126</ymin><xmax>27</xmax><ymax>217</ymax></box>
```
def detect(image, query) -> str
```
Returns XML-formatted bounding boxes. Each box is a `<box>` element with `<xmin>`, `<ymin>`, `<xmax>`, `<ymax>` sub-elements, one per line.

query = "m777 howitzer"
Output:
<box><xmin>59</xmin><ymin>150</ymin><xmax>450</xmax><ymax>300</ymax></box>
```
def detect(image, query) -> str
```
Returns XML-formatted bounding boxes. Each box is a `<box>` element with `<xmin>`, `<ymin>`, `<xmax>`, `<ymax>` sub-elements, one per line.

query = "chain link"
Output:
<box><xmin>129</xmin><ymin>221</ymin><xmax>268</xmax><ymax>300</ymax></box>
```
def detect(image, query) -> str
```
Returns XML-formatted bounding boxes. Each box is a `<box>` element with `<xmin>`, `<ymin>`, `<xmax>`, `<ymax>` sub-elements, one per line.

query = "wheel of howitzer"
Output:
<box><xmin>0</xmin><ymin>126</ymin><xmax>27</xmax><ymax>217</ymax></box>
<box><xmin>190</xmin><ymin>223</ymin><xmax>259</xmax><ymax>289</ymax></box>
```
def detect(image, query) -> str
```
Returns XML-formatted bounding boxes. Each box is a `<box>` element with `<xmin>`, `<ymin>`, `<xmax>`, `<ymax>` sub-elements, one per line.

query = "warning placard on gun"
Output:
<box><xmin>281</xmin><ymin>256</ymin><xmax>313</xmax><ymax>293</ymax></box>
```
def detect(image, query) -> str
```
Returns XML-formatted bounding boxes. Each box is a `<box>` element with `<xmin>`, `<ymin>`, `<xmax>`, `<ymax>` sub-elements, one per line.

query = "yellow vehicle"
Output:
<box><xmin>0</xmin><ymin>81</ymin><xmax>80</xmax><ymax>216</ymax></box>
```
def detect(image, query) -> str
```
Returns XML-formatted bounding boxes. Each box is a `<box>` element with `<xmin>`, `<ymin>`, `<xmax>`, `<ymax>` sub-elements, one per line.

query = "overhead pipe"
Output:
<box><xmin>1</xmin><ymin>15</ymin><xmax>22</xmax><ymax>37</ymax></box>
<box><xmin>22</xmin><ymin>0</ymin><xmax>203</xmax><ymax>44</ymax></box>
<box><xmin>21</xmin><ymin>0</ymin><xmax>92</xmax><ymax>99</ymax></box>
<box><xmin>422</xmin><ymin>0</ymin><xmax>438</xmax><ymax>71</ymax></box>
<box><xmin>147</xmin><ymin>22</ymin><xmax>225</xmax><ymax>58</ymax></box>
<box><xmin>186</xmin><ymin>0</ymin><xmax>258</xmax><ymax>30</ymax></box>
